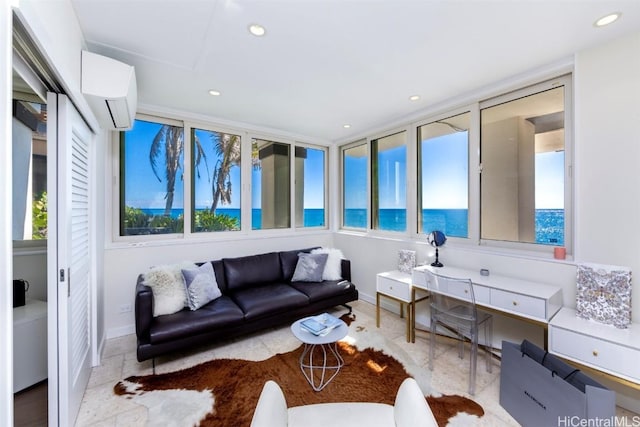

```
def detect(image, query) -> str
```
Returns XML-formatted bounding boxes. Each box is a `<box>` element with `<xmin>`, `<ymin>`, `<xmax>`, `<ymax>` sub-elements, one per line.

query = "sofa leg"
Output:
<box><xmin>342</xmin><ymin>303</ymin><xmax>353</xmax><ymax>314</ymax></box>
<box><xmin>152</xmin><ymin>357</ymin><xmax>156</xmax><ymax>375</ymax></box>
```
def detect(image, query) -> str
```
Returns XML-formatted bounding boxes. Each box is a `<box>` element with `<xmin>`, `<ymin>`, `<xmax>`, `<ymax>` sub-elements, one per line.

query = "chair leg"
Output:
<box><xmin>485</xmin><ymin>317</ymin><xmax>493</xmax><ymax>373</ymax></box>
<box><xmin>469</xmin><ymin>329</ymin><xmax>477</xmax><ymax>395</ymax></box>
<box><xmin>429</xmin><ymin>317</ymin><xmax>436</xmax><ymax>371</ymax></box>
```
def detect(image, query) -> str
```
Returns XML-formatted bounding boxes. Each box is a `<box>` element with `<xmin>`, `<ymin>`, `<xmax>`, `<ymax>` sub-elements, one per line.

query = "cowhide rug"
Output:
<box><xmin>115</xmin><ymin>315</ymin><xmax>483</xmax><ymax>426</ymax></box>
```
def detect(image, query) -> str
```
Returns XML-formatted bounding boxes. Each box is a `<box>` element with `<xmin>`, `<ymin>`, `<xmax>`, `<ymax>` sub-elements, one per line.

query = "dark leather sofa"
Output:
<box><xmin>135</xmin><ymin>248</ymin><xmax>358</xmax><ymax>362</ymax></box>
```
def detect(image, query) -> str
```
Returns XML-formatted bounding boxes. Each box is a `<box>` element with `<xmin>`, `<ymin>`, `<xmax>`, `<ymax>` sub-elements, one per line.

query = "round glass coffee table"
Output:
<box><xmin>291</xmin><ymin>316</ymin><xmax>349</xmax><ymax>391</ymax></box>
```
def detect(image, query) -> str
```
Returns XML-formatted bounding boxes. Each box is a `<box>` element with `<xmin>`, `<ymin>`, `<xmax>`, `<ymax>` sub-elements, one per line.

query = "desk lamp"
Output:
<box><xmin>427</xmin><ymin>230</ymin><xmax>446</xmax><ymax>267</ymax></box>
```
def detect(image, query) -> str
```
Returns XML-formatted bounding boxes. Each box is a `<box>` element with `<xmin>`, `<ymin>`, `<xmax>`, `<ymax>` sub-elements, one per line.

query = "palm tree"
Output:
<box><xmin>150</xmin><ymin>125</ymin><xmax>207</xmax><ymax>216</ymax></box>
<box><xmin>210</xmin><ymin>133</ymin><xmax>241</xmax><ymax>213</ymax></box>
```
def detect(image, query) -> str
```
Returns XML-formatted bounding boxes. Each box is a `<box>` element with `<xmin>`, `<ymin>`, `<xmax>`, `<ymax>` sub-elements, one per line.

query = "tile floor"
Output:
<box><xmin>75</xmin><ymin>300</ymin><xmax>638</xmax><ymax>426</ymax></box>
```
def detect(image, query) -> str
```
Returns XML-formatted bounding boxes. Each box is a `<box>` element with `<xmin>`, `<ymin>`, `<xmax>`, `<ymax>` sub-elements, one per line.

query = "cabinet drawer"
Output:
<box><xmin>490</xmin><ymin>289</ymin><xmax>545</xmax><ymax>319</ymax></box>
<box><xmin>551</xmin><ymin>327</ymin><xmax>640</xmax><ymax>381</ymax></box>
<box><xmin>377</xmin><ymin>276</ymin><xmax>411</xmax><ymax>302</ymax></box>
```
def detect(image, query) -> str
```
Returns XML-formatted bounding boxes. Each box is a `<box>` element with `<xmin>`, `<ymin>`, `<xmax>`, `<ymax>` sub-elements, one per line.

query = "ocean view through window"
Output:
<box><xmin>418</xmin><ymin>112</ymin><xmax>470</xmax><ymax>238</ymax></box>
<box><xmin>192</xmin><ymin>127</ymin><xmax>241</xmax><ymax>232</ymax></box>
<box><xmin>372</xmin><ymin>131</ymin><xmax>407</xmax><ymax>232</ymax></box>
<box><xmin>342</xmin><ymin>141</ymin><xmax>368</xmax><ymax>229</ymax></box>
<box><xmin>480</xmin><ymin>80</ymin><xmax>567</xmax><ymax>247</ymax></box>
<box><xmin>120</xmin><ymin>118</ymin><xmax>185</xmax><ymax>236</ymax></box>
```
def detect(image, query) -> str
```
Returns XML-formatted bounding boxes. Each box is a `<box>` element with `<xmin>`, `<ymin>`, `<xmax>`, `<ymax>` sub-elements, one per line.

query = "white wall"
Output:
<box><xmin>574</xmin><ymin>31</ymin><xmax>640</xmax><ymax>296</ymax></box>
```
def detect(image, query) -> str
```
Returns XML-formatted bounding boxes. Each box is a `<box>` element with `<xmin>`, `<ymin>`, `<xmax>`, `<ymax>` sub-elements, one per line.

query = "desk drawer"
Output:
<box><xmin>490</xmin><ymin>289</ymin><xmax>545</xmax><ymax>319</ymax></box>
<box><xmin>550</xmin><ymin>327</ymin><xmax>640</xmax><ymax>381</ymax></box>
<box><xmin>377</xmin><ymin>276</ymin><xmax>411</xmax><ymax>302</ymax></box>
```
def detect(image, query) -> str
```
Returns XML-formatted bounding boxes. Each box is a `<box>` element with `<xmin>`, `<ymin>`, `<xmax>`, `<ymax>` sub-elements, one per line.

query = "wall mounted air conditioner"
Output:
<box><xmin>81</xmin><ymin>50</ymin><xmax>137</xmax><ymax>130</ymax></box>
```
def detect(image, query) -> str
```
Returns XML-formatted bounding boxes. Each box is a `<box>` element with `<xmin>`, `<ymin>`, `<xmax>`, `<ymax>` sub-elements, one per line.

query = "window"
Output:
<box><xmin>417</xmin><ymin>112</ymin><xmax>470</xmax><ymax>238</ymax></box>
<box><xmin>480</xmin><ymin>78</ymin><xmax>568</xmax><ymax>247</ymax></box>
<box><xmin>372</xmin><ymin>131</ymin><xmax>407</xmax><ymax>232</ymax></box>
<box><xmin>12</xmin><ymin>99</ymin><xmax>48</xmax><ymax>241</ymax></box>
<box><xmin>342</xmin><ymin>141</ymin><xmax>368</xmax><ymax>229</ymax></box>
<box><xmin>252</xmin><ymin>138</ymin><xmax>291</xmax><ymax>230</ymax></box>
<box><xmin>120</xmin><ymin>118</ymin><xmax>184</xmax><ymax>236</ymax></box>
<box><xmin>192</xmin><ymin>128</ymin><xmax>241</xmax><ymax>232</ymax></box>
<box><xmin>295</xmin><ymin>146</ymin><xmax>326</xmax><ymax>228</ymax></box>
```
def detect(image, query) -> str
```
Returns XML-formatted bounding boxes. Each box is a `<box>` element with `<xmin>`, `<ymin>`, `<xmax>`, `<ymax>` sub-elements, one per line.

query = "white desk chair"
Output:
<box><xmin>424</xmin><ymin>269</ymin><xmax>492</xmax><ymax>395</ymax></box>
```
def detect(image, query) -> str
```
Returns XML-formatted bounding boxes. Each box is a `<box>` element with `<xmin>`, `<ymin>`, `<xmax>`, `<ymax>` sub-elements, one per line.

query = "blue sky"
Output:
<box><xmin>344</xmin><ymin>131</ymin><xmax>564</xmax><ymax>210</ymax></box>
<box><xmin>125</xmin><ymin>121</ymin><xmax>325</xmax><ymax>210</ymax></box>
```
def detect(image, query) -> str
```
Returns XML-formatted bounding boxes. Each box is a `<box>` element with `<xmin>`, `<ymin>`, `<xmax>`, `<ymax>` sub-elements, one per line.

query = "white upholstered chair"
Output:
<box><xmin>250</xmin><ymin>377</ymin><xmax>438</xmax><ymax>427</ymax></box>
<box><xmin>424</xmin><ymin>269</ymin><xmax>492</xmax><ymax>395</ymax></box>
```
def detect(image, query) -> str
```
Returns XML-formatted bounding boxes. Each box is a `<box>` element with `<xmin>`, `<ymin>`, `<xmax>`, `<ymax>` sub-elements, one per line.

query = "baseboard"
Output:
<box><xmin>107</xmin><ymin>324</ymin><xmax>135</xmax><ymax>339</ymax></box>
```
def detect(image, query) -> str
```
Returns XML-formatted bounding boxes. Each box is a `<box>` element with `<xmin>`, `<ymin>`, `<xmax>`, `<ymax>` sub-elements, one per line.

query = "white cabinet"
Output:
<box><xmin>549</xmin><ymin>307</ymin><xmax>640</xmax><ymax>385</ymax></box>
<box><xmin>14</xmin><ymin>299</ymin><xmax>48</xmax><ymax>393</ymax></box>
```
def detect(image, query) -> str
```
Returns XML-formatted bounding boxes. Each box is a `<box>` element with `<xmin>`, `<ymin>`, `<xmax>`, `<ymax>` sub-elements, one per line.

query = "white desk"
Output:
<box><xmin>411</xmin><ymin>265</ymin><xmax>563</xmax><ymax>343</ymax></box>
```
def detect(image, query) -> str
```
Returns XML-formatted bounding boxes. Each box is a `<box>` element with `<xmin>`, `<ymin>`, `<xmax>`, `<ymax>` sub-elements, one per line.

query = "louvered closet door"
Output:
<box><xmin>47</xmin><ymin>93</ymin><xmax>92</xmax><ymax>427</ymax></box>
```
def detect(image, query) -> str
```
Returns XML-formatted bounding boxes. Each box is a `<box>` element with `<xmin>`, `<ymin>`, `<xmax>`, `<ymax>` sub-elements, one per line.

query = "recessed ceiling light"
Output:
<box><xmin>343</xmin><ymin>124</ymin><xmax>351</xmax><ymax>129</ymax></box>
<box><xmin>409</xmin><ymin>95</ymin><xmax>420</xmax><ymax>101</ymax></box>
<box><xmin>594</xmin><ymin>12</ymin><xmax>621</xmax><ymax>27</ymax></box>
<box><xmin>248</xmin><ymin>24</ymin><xmax>266</xmax><ymax>37</ymax></box>
<box><xmin>208</xmin><ymin>90</ymin><xmax>221</xmax><ymax>96</ymax></box>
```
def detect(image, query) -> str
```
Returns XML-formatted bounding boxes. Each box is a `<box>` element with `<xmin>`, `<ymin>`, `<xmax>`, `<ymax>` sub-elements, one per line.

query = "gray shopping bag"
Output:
<box><xmin>499</xmin><ymin>340</ymin><xmax>615</xmax><ymax>427</ymax></box>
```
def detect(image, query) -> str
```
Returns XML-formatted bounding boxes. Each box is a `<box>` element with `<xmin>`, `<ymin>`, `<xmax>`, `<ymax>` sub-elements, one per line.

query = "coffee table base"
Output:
<box><xmin>299</xmin><ymin>342</ymin><xmax>344</xmax><ymax>391</ymax></box>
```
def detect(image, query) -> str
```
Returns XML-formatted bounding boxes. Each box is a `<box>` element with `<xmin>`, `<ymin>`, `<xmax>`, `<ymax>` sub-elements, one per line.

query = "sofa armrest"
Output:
<box><xmin>394</xmin><ymin>378</ymin><xmax>438</xmax><ymax>427</ymax></box>
<box><xmin>135</xmin><ymin>276</ymin><xmax>153</xmax><ymax>340</ymax></box>
<box><xmin>250</xmin><ymin>380</ymin><xmax>288</xmax><ymax>427</ymax></box>
<box><xmin>340</xmin><ymin>259</ymin><xmax>351</xmax><ymax>282</ymax></box>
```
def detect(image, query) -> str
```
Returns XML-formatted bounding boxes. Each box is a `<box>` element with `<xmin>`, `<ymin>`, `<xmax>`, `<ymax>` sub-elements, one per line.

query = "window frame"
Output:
<box><xmin>337</xmin><ymin>73</ymin><xmax>573</xmax><ymax>259</ymax></box>
<box><xmin>415</xmin><ymin>108</ymin><xmax>473</xmax><ymax>240</ymax></box>
<box><xmin>112</xmin><ymin>115</ymin><xmax>332</xmax><ymax>244</ymax></box>
<box><xmin>370</xmin><ymin>129</ymin><xmax>408</xmax><ymax>234</ymax></box>
<box><xmin>114</xmin><ymin>113</ymin><xmax>186</xmax><ymax>242</ymax></box>
<box><xmin>185</xmin><ymin>121</ymin><xmax>244</xmax><ymax>238</ymax></box>
<box><xmin>478</xmin><ymin>75</ymin><xmax>573</xmax><ymax>255</ymax></box>
<box><xmin>340</xmin><ymin>139</ymin><xmax>369</xmax><ymax>232</ymax></box>
<box><xmin>294</xmin><ymin>141</ymin><xmax>329</xmax><ymax>230</ymax></box>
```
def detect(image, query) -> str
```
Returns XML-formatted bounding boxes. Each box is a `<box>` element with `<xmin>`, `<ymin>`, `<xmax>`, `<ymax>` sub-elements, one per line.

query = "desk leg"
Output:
<box><xmin>405</xmin><ymin>303</ymin><xmax>412</xmax><ymax>343</ymax></box>
<box><xmin>411</xmin><ymin>289</ymin><xmax>416</xmax><ymax>343</ymax></box>
<box><xmin>376</xmin><ymin>292</ymin><xmax>381</xmax><ymax>328</ymax></box>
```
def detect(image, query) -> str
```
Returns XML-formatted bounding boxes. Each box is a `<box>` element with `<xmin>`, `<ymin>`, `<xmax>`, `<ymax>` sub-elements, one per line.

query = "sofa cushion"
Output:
<box><xmin>232</xmin><ymin>283</ymin><xmax>309</xmax><ymax>320</ymax></box>
<box><xmin>182</xmin><ymin>262</ymin><xmax>222</xmax><ymax>310</ymax></box>
<box><xmin>290</xmin><ymin>280</ymin><xmax>355</xmax><ymax>303</ymax></box>
<box><xmin>280</xmin><ymin>247</ymin><xmax>318</xmax><ymax>282</ymax></box>
<box><xmin>149</xmin><ymin>296</ymin><xmax>244</xmax><ymax>344</ymax></box>
<box><xmin>291</xmin><ymin>253</ymin><xmax>328</xmax><ymax>282</ymax></box>
<box><xmin>224</xmin><ymin>252</ymin><xmax>283</xmax><ymax>292</ymax></box>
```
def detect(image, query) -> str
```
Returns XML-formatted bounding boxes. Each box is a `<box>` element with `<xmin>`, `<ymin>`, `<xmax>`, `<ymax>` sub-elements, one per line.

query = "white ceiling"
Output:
<box><xmin>70</xmin><ymin>0</ymin><xmax>640</xmax><ymax>142</ymax></box>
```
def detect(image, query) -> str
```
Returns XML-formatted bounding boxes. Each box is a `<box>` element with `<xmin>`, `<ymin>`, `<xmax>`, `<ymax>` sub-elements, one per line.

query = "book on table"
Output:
<box><xmin>300</xmin><ymin>313</ymin><xmax>342</xmax><ymax>336</ymax></box>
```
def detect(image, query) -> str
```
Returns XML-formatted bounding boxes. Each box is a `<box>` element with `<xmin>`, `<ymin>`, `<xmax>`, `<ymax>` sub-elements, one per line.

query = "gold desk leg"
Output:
<box><xmin>411</xmin><ymin>288</ymin><xmax>416</xmax><ymax>343</ymax></box>
<box><xmin>376</xmin><ymin>292</ymin><xmax>381</xmax><ymax>328</ymax></box>
<box><xmin>405</xmin><ymin>302</ymin><xmax>412</xmax><ymax>343</ymax></box>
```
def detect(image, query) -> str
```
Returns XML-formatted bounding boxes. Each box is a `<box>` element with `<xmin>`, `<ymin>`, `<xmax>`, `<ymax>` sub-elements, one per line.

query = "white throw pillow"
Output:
<box><xmin>311</xmin><ymin>247</ymin><xmax>344</xmax><ymax>281</ymax></box>
<box><xmin>143</xmin><ymin>261</ymin><xmax>195</xmax><ymax>317</ymax></box>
